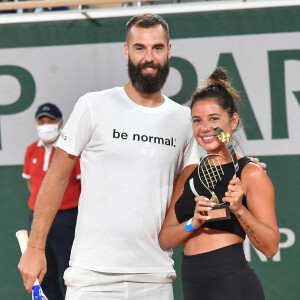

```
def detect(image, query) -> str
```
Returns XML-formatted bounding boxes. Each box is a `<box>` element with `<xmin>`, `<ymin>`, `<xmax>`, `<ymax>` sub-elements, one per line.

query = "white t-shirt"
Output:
<box><xmin>58</xmin><ymin>87</ymin><xmax>200</xmax><ymax>274</ymax></box>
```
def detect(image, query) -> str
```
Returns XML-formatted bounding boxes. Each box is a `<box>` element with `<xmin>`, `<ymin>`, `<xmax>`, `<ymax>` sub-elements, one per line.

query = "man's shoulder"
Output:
<box><xmin>164</xmin><ymin>97</ymin><xmax>191</xmax><ymax>121</ymax></box>
<box><xmin>75</xmin><ymin>87</ymin><xmax>122</xmax><ymax>111</ymax></box>
<box><xmin>165</xmin><ymin>97</ymin><xmax>191</xmax><ymax>113</ymax></box>
<box><xmin>81</xmin><ymin>87</ymin><xmax>121</xmax><ymax>101</ymax></box>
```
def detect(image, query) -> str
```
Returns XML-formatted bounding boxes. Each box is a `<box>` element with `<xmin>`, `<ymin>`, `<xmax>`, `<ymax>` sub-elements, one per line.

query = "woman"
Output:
<box><xmin>158</xmin><ymin>67</ymin><xmax>280</xmax><ymax>300</ymax></box>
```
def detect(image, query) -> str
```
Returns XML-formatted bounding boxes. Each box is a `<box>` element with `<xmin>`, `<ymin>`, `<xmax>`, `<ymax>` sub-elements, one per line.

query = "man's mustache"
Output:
<box><xmin>138</xmin><ymin>62</ymin><xmax>161</xmax><ymax>70</ymax></box>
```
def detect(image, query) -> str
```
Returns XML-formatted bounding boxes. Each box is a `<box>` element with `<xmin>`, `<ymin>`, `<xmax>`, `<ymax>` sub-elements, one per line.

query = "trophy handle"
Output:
<box><xmin>213</xmin><ymin>127</ymin><xmax>239</xmax><ymax>174</ymax></box>
<box><xmin>189</xmin><ymin>176</ymin><xmax>230</xmax><ymax>222</ymax></box>
<box><xmin>189</xmin><ymin>178</ymin><xmax>199</xmax><ymax>197</ymax></box>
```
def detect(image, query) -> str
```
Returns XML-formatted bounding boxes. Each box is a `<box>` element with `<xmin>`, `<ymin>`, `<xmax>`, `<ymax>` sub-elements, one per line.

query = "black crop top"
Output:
<box><xmin>175</xmin><ymin>157</ymin><xmax>253</xmax><ymax>239</ymax></box>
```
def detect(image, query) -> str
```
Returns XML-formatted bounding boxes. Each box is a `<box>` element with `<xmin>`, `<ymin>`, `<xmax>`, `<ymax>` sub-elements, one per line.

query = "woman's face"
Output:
<box><xmin>191</xmin><ymin>98</ymin><xmax>238</xmax><ymax>154</ymax></box>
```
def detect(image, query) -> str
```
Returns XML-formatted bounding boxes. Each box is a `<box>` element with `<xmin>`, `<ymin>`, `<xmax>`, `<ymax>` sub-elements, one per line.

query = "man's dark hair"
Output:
<box><xmin>126</xmin><ymin>13</ymin><xmax>170</xmax><ymax>43</ymax></box>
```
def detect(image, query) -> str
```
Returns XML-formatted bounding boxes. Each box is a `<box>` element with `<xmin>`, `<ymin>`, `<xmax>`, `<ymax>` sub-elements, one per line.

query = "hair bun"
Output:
<box><xmin>209</xmin><ymin>67</ymin><xmax>228</xmax><ymax>82</ymax></box>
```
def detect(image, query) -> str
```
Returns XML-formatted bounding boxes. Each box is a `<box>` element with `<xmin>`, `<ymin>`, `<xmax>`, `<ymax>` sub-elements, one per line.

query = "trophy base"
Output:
<box><xmin>204</xmin><ymin>203</ymin><xmax>231</xmax><ymax>222</ymax></box>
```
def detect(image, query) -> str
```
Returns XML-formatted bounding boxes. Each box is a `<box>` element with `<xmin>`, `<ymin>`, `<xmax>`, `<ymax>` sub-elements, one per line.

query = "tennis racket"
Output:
<box><xmin>189</xmin><ymin>153</ymin><xmax>230</xmax><ymax>221</ymax></box>
<box><xmin>197</xmin><ymin>154</ymin><xmax>225</xmax><ymax>205</ymax></box>
<box><xmin>16</xmin><ymin>230</ymin><xmax>48</xmax><ymax>300</ymax></box>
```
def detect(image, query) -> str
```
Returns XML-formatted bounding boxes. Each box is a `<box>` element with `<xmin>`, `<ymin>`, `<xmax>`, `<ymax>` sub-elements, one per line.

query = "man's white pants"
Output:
<box><xmin>64</xmin><ymin>267</ymin><xmax>175</xmax><ymax>300</ymax></box>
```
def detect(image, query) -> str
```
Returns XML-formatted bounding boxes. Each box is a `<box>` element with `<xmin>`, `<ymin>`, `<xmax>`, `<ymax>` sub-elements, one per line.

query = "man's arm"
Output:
<box><xmin>18</xmin><ymin>148</ymin><xmax>78</xmax><ymax>294</ymax></box>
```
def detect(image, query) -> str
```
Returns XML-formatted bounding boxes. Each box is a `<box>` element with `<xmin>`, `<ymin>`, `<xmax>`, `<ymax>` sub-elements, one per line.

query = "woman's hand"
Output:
<box><xmin>223</xmin><ymin>175</ymin><xmax>245</xmax><ymax>213</ymax></box>
<box><xmin>192</xmin><ymin>196</ymin><xmax>216</xmax><ymax>229</ymax></box>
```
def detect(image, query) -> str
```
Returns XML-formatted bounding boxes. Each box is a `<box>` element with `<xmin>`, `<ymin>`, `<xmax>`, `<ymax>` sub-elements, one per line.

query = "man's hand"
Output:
<box><xmin>250</xmin><ymin>157</ymin><xmax>267</xmax><ymax>171</ymax></box>
<box><xmin>18</xmin><ymin>247</ymin><xmax>47</xmax><ymax>294</ymax></box>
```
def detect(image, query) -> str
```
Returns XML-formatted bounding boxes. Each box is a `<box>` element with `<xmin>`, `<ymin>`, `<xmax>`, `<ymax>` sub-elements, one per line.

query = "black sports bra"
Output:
<box><xmin>175</xmin><ymin>157</ymin><xmax>253</xmax><ymax>239</ymax></box>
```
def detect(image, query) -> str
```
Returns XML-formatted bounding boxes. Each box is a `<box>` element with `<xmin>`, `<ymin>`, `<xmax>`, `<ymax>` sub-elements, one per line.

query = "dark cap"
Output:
<box><xmin>35</xmin><ymin>103</ymin><xmax>62</xmax><ymax>120</ymax></box>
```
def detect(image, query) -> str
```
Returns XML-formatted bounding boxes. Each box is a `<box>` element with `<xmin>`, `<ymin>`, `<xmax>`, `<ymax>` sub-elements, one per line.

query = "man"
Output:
<box><xmin>19</xmin><ymin>14</ymin><xmax>196</xmax><ymax>299</ymax></box>
<box><xmin>22</xmin><ymin>103</ymin><xmax>81</xmax><ymax>299</ymax></box>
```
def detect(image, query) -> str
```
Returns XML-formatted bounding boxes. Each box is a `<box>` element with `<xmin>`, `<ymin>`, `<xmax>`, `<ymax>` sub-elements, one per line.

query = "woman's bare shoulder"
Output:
<box><xmin>180</xmin><ymin>164</ymin><xmax>198</xmax><ymax>184</ymax></box>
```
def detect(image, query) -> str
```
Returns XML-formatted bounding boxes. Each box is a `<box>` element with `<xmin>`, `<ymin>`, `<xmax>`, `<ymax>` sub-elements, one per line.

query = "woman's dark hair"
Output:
<box><xmin>190</xmin><ymin>67</ymin><xmax>241</xmax><ymax>118</ymax></box>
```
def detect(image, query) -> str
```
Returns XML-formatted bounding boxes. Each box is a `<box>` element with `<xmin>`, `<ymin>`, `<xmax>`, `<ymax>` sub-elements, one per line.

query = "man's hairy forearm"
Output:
<box><xmin>28</xmin><ymin>159</ymin><xmax>71</xmax><ymax>248</ymax></box>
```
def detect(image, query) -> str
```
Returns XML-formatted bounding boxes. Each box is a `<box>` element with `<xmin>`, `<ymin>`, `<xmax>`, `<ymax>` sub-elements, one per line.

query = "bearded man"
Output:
<box><xmin>18</xmin><ymin>13</ymin><xmax>200</xmax><ymax>300</ymax></box>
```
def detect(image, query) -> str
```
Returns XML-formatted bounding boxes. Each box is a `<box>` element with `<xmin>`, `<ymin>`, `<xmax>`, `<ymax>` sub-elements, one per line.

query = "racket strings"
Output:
<box><xmin>199</xmin><ymin>156</ymin><xmax>224</xmax><ymax>190</ymax></box>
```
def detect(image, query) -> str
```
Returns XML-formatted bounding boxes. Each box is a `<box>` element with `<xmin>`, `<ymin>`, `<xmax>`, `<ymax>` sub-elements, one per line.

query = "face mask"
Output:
<box><xmin>36</xmin><ymin>123</ymin><xmax>60</xmax><ymax>143</ymax></box>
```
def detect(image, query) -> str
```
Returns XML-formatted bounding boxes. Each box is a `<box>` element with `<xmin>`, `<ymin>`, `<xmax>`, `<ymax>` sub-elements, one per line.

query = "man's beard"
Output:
<box><xmin>127</xmin><ymin>57</ymin><xmax>170</xmax><ymax>94</ymax></box>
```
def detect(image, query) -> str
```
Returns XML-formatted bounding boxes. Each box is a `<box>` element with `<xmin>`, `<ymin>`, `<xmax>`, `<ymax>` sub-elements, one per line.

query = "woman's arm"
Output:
<box><xmin>223</xmin><ymin>163</ymin><xmax>280</xmax><ymax>258</ymax></box>
<box><xmin>159</xmin><ymin>164</ymin><xmax>214</xmax><ymax>251</ymax></box>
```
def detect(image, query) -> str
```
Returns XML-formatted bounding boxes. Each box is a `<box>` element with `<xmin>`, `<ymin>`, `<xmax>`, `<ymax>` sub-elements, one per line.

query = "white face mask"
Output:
<box><xmin>36</xmin><ymin>123</ymin><xmax>60</xmax><ymax>143</ymax></box>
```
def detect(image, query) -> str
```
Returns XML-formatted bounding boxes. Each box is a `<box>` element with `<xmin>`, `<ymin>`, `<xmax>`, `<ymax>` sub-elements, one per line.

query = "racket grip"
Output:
<box><xmin>32</xmin><ymin>280</ymin><xmax>48</xmax><ymax>300</ymax></box>
<box><xmin>16</xmin><ymin>230</ymin><xmax>49</xmax><ymax>300</ymax></box>
<box><xmin>16</xmin><ymin>229</ymin><xmax>29</xmax><ymax>254</ymax></box>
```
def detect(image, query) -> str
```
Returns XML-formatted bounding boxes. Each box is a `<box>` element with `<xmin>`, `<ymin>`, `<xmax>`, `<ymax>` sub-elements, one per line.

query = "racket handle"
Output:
<box><xmin>16</xmin><ymin>229</ymin><xmax>29</xmax><ymax>254</ymax></box>
<box><xmin>16</xmin><ymin>230</ymin><xmax>49</xmax><ymax>300</ymax></box>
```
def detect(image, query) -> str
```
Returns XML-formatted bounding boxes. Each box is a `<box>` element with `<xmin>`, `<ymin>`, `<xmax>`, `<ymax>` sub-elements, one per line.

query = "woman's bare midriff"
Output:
<box><xmin>183</xmin><ymin>227</ymin><xmax>244</xmax><ymax>255</ymax></box>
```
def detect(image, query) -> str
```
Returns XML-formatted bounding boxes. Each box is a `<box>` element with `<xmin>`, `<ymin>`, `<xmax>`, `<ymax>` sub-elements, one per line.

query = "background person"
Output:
<box><xmin>159</xmin><ymin>67</ymin><xmax>280</xmax><ymax>300</ymax></box>
<box><xmin>22</xmin><ymin>103</ymin><xmax>81</xmax><ymax>300</ymax></box>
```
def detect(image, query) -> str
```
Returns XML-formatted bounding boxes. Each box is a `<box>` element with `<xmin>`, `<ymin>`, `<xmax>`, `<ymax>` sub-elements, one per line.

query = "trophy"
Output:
<box><xmin>189</xmin><ymin>127</ymin><xmax>239</xmax><ymax>222</ymax></box>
